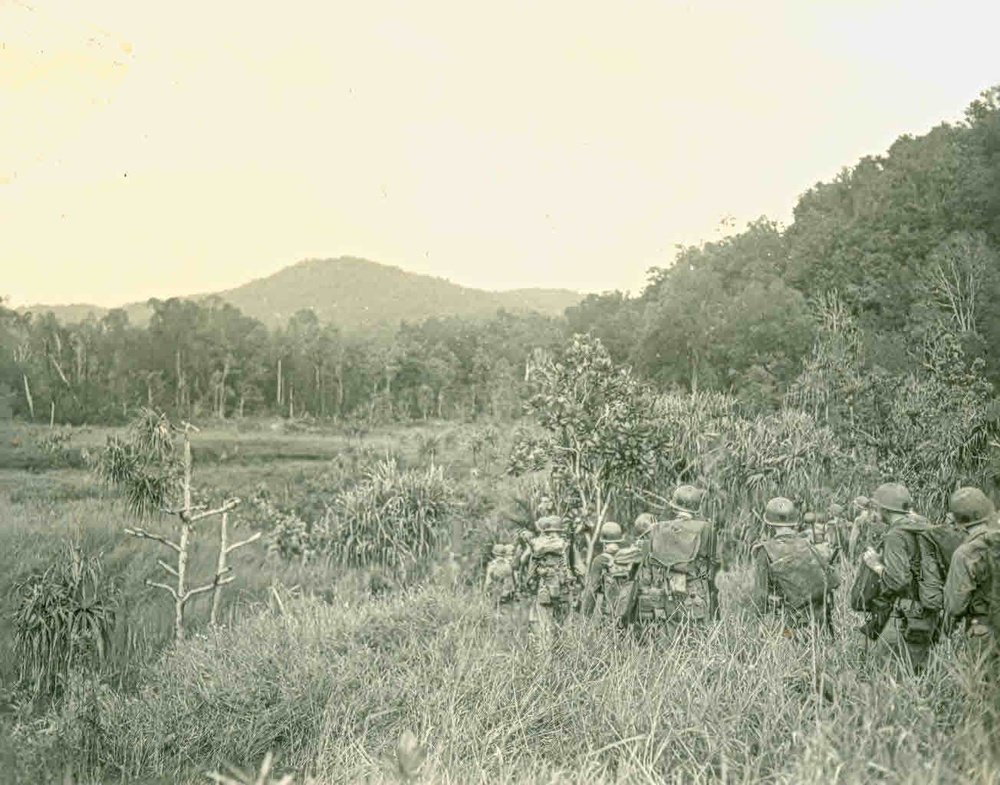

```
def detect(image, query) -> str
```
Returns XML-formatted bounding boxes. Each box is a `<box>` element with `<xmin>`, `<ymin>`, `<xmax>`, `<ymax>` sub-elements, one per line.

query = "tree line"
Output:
<box><xmin>3</xmin><ymin>87</ymin><xmax>1000</xmax><ymax>439</ymax></box>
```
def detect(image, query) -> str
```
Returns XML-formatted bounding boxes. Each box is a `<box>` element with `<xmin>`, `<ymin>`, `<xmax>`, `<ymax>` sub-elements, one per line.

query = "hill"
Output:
<box><xmin>18</xmin><ymin>257</ymin><xmax>582</xmax><ymax>330</ymax></box>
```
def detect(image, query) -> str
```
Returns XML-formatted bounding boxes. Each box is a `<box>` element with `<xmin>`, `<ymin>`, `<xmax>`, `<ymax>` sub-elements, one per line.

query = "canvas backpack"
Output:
<box><xmin>915</xmin><ymin>523</ymin><xmax>966</xmax><ymax>612</ymax></box>
<box><xmin>759</xmin><ymin>536</ymin><xmax>835</xmax><ymax>609</ymax></box>
<box><xmin>529</xmin><ymin>534</ymin><xmax>572</xmax><ymax>604</ymax></box>
<box><xmin>647</xmin><ymin>517</ymin><xmax>710</xmax><ymax>575</ymax></box>
<box><xmin>895</xmin><ymin>517</ymin><xmax>961</xmax><ymax>612</ymax></box>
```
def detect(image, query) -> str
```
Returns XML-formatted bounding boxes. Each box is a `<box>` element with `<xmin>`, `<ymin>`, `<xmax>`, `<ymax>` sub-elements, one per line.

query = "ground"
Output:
<box><xmin>0</xmin><ymin>419</ymin><xmax>996</xmax><ymax>784</ymax></box>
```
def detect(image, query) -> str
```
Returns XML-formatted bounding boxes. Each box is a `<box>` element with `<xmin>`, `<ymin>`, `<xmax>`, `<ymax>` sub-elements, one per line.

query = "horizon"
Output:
<box><xmin>3</xmin><ymin>1</ymin><xmax>998</xmax><ymax>308</ymax></box>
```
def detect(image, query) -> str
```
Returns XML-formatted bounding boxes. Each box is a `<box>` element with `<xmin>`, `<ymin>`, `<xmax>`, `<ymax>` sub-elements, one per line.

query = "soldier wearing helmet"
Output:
<box><xmin>943</xmin><ymin>487</ymin><xmax>999</xmax><ymax>653</ymax></box>
<box><xmin>521</xmin><ymin>516</ymin><xmax>575</xmax><ymax>651</ymax></box>
<box><xmin>581</xmin><ymin>521</ymin><xmax>632</xmax><ymax>621</ymax></box>
<box><xmin>753</xmin><ymin>497</ymin><xmax>838</xmax><ymax>635</ymax></box>
<box><xmin>484</xmin><ymin>542</ymin><xmax>516</xmax><ymax>609</ymax></box>
<box><xmin>632</xmin><ymin>512</ymin><xmax>656</xmax><ymax>544</ymax></box>
<box><xmin>849</xmin><ymin>495</ymin><xmax>882</xmax><ymax>561</ymax></box>
<box><xmin>627</xmin><ymin>485</ymin><xmax>720</xmax><ymax>638</ymax></box>
<box><xmin>860</xmin><ymin>482</ymin><xmax>939</xmax><ymax>673</ymax></box>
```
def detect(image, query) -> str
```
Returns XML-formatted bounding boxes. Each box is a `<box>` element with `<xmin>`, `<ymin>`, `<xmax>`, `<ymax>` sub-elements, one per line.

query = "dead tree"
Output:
<box><xmin>97</xmin><ymin>411</ymin><xmax>261</xmax><ymax>641</ymax></box>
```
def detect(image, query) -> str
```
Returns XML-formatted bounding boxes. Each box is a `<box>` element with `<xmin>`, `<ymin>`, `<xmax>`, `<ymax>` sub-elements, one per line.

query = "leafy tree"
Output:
<box><xmin>511</xmin><ymin>334</ymin><xmax>666</xmax><ymax>566</ymax></box>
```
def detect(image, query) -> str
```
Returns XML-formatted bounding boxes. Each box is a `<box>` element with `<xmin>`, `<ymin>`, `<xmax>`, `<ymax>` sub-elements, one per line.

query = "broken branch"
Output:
<box><xmin>225</xmin><ymin>530</ymin><xmax>262</xmax><ymax>554</ymax></box>
<box><xmin>125</xmin><ymin>527</ymin><xmax>181</xmax><ymax>553</ymax></box>
<box><xmin>146</xmin><ymin>579</ymin><xmax>178</xmax><ymax>599</ymax></box>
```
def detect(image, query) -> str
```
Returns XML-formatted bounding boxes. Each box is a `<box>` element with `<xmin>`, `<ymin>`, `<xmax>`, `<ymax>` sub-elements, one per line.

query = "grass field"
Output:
<box><xmin>0</xmin><ymin>420</ymin><xmax>997</xmax><ymax>784</ymax></box>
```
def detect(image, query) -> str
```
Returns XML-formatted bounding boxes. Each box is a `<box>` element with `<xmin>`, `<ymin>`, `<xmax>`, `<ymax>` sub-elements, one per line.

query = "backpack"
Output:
<box><xmin>760</xmin><ymin>537</ymin><xmax>833</xmax><ymax>609</ymax></box>
<box><xmin>647</xmin><ymin>518</ymin><xmax>710</xmax><ymax>575</ymax></box>
<box><xmin>893</xmin><ymin>517</ymin><xmax>961</xmax><ymax>612</ymax></box>
<box><xmin>915</xmin><ymin>523</ymin><xmax>966</xmax><ymax>611</ymax></box>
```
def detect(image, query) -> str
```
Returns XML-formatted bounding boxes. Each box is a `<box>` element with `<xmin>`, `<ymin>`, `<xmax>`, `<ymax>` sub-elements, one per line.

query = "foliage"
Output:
<box><xmin>10</xmin><ymin>544</ymin><xmax>120</xmax><ymax>699</ymax></box>
<box><xmin>65</xmin><ymin>578</ymin><xmax>999</xmax><ymax>783</ymax></box>
<box><xmin>514</xmin><ymin>334</ymin><xmax>666</xmax><ymax>563</ymax></box>
<box><xmin>324</xmin><ymin>458</ymin><xmax>456</xmax><ymax>574</ymax></box>
<box><xmin>93</xmin><ymin>408</ymin><xmax>182</xmax><ymax>519</ymax></box>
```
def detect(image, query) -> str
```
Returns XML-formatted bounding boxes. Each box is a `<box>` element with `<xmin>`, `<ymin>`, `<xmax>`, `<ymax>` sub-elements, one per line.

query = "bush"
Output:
<box><xmin>10</xmin><ymin>544</ymin><xmax>121</xmax><ymax>699</ymax></box>
<box><xmin>323</xmin><ymin>458</ymin><xmax>456</xmax><ymax>574</ymax></box>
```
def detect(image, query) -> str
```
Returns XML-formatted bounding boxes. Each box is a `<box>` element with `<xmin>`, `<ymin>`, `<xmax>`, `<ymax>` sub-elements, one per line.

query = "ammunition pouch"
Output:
<box><xmin>901</xmin><ymin>604</ymin><xmax>939</xmax><ymax>645</ymax></box>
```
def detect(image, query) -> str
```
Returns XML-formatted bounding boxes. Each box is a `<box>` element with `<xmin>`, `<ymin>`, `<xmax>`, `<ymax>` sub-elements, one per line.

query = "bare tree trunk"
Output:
<box><xmin>50</xmin><ymin>400</ymin><xmax>55</xmax><ymax>429</ymax></box>
<box><xmin>211</xmin><ymin>511</ymin><xmax>228</xmax><ymax>626</ymax></box>
<box><xmin>175</xmin><ymin>431</ymin><xmax>193</xmax><ymax>640</ymax></box>
<box><xmin>23</xmin><ymin>374</ymin><xmax>34</xmax><ymax>419</ymax></box>
<box><xmin>219</xmin><ymin>359</ymin><xmax>229</xmax><ymax>420</ymax></box>
<box><xmin>276</xmin><ymin>358</ymin><xmax>283</xmax><ymax>407</ymax></box>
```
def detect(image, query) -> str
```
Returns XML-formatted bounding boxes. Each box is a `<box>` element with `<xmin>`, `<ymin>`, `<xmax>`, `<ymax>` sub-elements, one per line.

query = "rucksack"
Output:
<box><xmin>915</xmin><ymin>523</ymin><xmax>966</xmax><ymax>611</ymax></box>
<box><xmin>895</xmin><ymin>518</ymin><xmax>962</xmax><ymax>612</ymax></box>
<box><xmin>647</xmin><ymin>517</ymin><xmax>710</xmax><ymax>575</ymax></box>
<box><xmin>759</xmin><ymin>537</ymin><xmax>834</xmax><ymax>609</ymax></box>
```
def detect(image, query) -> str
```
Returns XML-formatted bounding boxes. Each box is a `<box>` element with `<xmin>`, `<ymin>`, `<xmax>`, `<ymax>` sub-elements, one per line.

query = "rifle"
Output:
<box><xmin>859</xmin><ymin>599</ymin><xmax>892</xmax><ymax>641</ymax></box>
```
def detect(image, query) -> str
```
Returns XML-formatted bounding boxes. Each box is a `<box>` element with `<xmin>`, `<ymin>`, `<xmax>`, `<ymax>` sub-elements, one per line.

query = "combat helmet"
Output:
<box><xmin>599</xmin><ymin>521</ymin><xmax>624</xmax><ymax>544</ymax></box>
<box><xmin>669</xmin><ymin>485</ymin><xmax>705</xmax><ymax>514</ymax></box>
<box><xmin>828</xmin><ymin>502</ymin><xmax>844</xmax><ymax>517</ymax></box>
<box><xmin>872</xmin><ymin>483</ymin><xmax>911</xmax><ymax>514</ymax></box>
<box><xmin>948</xmin><ymin>487</ymin><xmax>995</xmax><ymax>528</ymax></box>
<box><xmin>536</xmin><ymin>515</ymin><xmax>565</xmax><ymax>534</ymax></box>
<box><xmin>491</xmin><ymin>543</ymin><xmax>506</xmax><ymax>557</ymax></box>
<box><xmin>633</xmin><ymin>512</ymin><xmax>656</xmax><ymax>538</ymax></box>
<box><xmin>764</xmin><ymin>497</ymin><xmax>798</xmax><ymax>527</ymax></box>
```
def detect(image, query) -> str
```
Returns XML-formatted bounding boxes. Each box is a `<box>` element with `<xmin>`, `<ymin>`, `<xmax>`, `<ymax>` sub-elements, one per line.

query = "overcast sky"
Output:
<box><xmin>2</xmin><ymin>0</ymin><xmax>997</xmax><ymax>308</ymax></box>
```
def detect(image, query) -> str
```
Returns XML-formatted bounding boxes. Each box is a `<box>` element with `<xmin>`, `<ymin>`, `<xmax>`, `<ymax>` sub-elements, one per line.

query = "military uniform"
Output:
<box><xmin>754</xmin><ymin>498</ymin><xmax>837</xmax><ymax>634</ymax></box>
<box><xmin>943</xmin><ymin>488</ymin><xmax>998</xmax><ymax>660</ymax></box>
<box><xmin>631</xmin><ymin>486</ymin><xmax>718</xmax><ymax>638</ymax></box>
<box><xmin>945</xmin><ymin>525</ymin><xmax>998</xmax><ymax>649</ymax></box>
<box><xmin>862</xmin><ymin>483</ymin><xmax>939</xmax><ymax>673</ymax></box>
<box><xmin>581</xmin><ymin>522</ymin><xmax>635</xmax><ymax>623</ymax></box>
<box><xmin>484</xmin><ymin>544</ymin><xmax>516</xmax><ymax>609</ymax></box>
<box><xmin>523</xmin><ymin>516</ymin><xmax>575</xmax><ymax>650</ymax></box>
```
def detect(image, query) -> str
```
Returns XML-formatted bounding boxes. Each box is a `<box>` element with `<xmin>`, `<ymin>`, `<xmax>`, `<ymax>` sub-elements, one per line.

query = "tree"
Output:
<box><xmin>512</xmin><ymin>334</ymin><xmax>666</xmax><ymax>566</ymax></box>
<box><xmin>94</xmin><ymin>409</ymin><xmax>259</xmax><ymax>640</ymax></box>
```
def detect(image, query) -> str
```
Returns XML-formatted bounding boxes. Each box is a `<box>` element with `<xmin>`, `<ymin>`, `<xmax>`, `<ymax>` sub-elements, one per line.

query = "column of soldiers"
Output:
<box><xmin>483</xmin><ymin>481</ymin><xmax>1000</xmax><ymax>669</ymax></box>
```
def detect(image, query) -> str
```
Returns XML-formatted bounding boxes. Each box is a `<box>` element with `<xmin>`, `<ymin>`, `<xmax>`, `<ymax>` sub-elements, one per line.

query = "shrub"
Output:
<box><xmin>324</xmin><ymin>458</ymin><xmax>456</xmax><ymax>574</ymax></box>
<box><xmin>10</xmin><ymin>544</ymin><xmax>121</xmax><ymax>699</ymax></box>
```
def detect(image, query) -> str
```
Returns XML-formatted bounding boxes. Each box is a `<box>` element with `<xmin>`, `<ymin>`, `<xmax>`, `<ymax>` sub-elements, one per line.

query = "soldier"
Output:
<box><xmin>581</xmin><ymin>521</ymin><xmax>633</xmax><ymax>623</ymax></box>
<box><xmin>522</xmin><ymin>515</ymin><xmax>575</xmax><ymax>651</ymax></box>
<box><xmin>943</xmin><ymin>487</ymin><xmax>999</xmax><ymax>658</ymax></box>
<box><xmin>627</xmin><ymin>485</ymin><xmax>719</xmax><ymax>638</ymax></box>
<box><xmin>850</xmin><ymin>495</ymin><xmax>888</xmax><ymax>560</ymax></box>
<box><xmin>859</xmin><ymin>482</ymin><xmax>939</xmax><ymax>673</ymax></box>
<box><xmin>512</xmin><ymin>529</ymin><xmax>534</xmax><ymax>596</ymax></box>
<box><xmin>484</xmin><ymin>543</ymin><xmax>516</xmax><ymax>609</ymax></box>
<box><xmin>753</xmin><ymin>497</ymin><xmax>838</xmax><ymax>636</ymax></box>
<box><xmin>630</xmin><ymin>513</ymin><xmax>656</xmax><ymax>546</ymax></box>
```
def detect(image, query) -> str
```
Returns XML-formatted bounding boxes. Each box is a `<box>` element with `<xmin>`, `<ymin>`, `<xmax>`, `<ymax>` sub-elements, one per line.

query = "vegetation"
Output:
<box><xmin>3</xmin><ymin>86</ymin><xmax>1000</xmax><ymax>783</ymax></box>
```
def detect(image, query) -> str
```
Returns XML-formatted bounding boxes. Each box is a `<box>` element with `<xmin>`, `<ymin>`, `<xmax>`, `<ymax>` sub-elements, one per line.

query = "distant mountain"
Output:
<box><xmin>19</xmin><ymin>257</ymin><xmax>583</xmax><ymax>330</ymax></box>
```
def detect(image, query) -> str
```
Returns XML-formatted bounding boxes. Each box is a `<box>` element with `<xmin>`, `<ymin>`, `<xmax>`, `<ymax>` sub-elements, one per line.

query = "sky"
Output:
<box><xmin>1</xmin><ymin>0</ymin><xmax>998</xmax><ymax>308</ymax></box>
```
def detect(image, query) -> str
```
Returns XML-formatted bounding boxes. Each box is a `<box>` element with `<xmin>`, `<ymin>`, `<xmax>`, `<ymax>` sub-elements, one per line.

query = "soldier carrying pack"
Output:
<box><xmin>753</xmin><ymin>497</ymin><xmax>838</xmax><ymax>634</ymax></box>
<box><xmin>624</xmin><ymin>486</ymin><xmax>718</xmax><ymax>636</ymax></box>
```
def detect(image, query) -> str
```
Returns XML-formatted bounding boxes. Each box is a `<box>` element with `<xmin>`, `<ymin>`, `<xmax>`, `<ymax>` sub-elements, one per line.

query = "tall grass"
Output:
<box><xmin>69</xmin><ymin>568</ymin><xmax>999</xmax><ymax>784</ymax></box>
